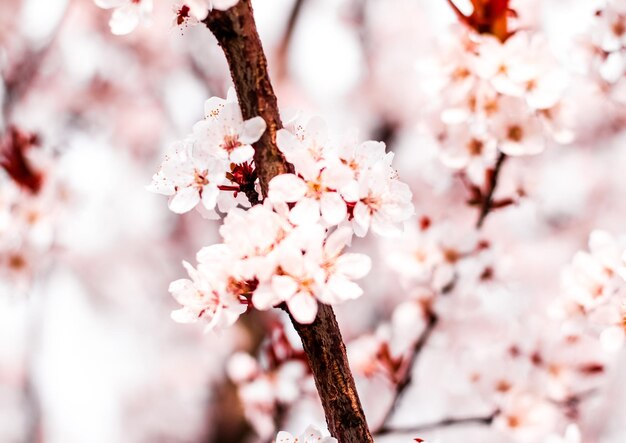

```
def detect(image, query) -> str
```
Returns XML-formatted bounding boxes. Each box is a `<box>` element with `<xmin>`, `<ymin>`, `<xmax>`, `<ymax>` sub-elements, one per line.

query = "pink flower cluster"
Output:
<box><xmin>148</xmin><ymin>88</ymin><xmax>265</xmax><ymax>216</ymax></box>
<box><xmin>559</xmin><ymin>230</ymin><xmax>626</xmax><ymax>352</ymax></box>
<box><xmin>583</xmin><ymin>0</ymin><xmax>626</xmax><ymax>101</ymax></box>
<box><xmin>149</xmin><ymin>92</ymin><xmax>413</xmax><ymax>327</ymax></box>
<box><xmin>423</xmin><ymin>26</ymin><xmax>573</xmax><ymax>184</ymax></box>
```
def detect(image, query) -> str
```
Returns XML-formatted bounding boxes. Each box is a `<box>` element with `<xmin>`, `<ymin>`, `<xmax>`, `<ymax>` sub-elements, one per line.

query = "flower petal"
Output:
<box><xmin>287</xmin><ymin>292</ymin><xmax>318</xmax><ymax>324</ymax></box>
<box><xmin>169</xmin><ymin>187</ymin><xmax>200</xmax><ymax>213</ymax></box>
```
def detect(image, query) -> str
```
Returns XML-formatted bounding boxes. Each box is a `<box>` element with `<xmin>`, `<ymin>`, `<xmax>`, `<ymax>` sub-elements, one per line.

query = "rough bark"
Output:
<box><xmin>203</xmin><ymin>2</ymin><xmax>373</xmax><ymax>441</ymax></box>
<box><xmin>203</xmin><ymin>1</ymin><xmax>291</xmax><ymax>196</ymax></box>
<box><xmin>289</xmin><ymin>304</ymin><xmax>374</xmax><ymax>442</ymax></box>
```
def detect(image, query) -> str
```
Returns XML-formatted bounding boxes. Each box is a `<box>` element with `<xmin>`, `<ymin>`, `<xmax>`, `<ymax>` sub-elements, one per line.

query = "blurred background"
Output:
<box><xmin>2</xmin><ymin>0</ymin><xmax>626</xmax><ymax>442</ymax></box>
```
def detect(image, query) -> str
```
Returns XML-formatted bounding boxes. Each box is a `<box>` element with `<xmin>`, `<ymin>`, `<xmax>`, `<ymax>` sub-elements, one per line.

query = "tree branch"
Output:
<box><xmin>375</xmin><ymin>411</ymin><xmax>497</xmax><ymax>437</ymax></box>
<box><xmin>275</xmin><ymin>0</ymin><xmax>306</xmax><ymax>80</ymax></box>
<box><xmin>203</xmin><ymin>3</ymin><xmax>373</xmax><ymax>441</ymax></box>
<box><xmin>375</xmin><ymin>311</ymin><xmax>438</xmax><ymax>432</ymax></box>
<box><xmin>288</xmin><ymin>304</ymin><xmax>374</xmax><ymax>442</ymax></box>
<box><xmin>476</xmin><ymin>152</ymin><xmax>506</xmax><ymax>228</ymax></box>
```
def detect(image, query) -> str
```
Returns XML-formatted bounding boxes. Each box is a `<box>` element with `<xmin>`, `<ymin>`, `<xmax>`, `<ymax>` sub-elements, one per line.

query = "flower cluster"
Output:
<box><xmin>581</xmin><ymin>0</ymin><xmax>626</xmax><ymax>102</ymax></box>
<box><xmin>149</xmin><ymin>92</ymin><xmax>413</xmax><ymax>327</ymax></box>
<box><xmin>148</xmin><ymin>88</ymin><xmax>265</xmax><ymax>217</ymax></box>
<box><xmin>269</xmin><ymin>116</ymin><xmax>414</xmax><ymax>237</ymax></box>
<box><xmin>558</xmin><ymin>230</ymin><xmax>626</xmax><ymax>351</ymax></box>
<box><xmin>422</xmin><ymin>25</ymin><xmax>573</xmax><ymax>184</ymax></box>
<box><xmin>95</xmin><ymin>0</ymin><xmax>240</xmax><ymax>35</ymax></box>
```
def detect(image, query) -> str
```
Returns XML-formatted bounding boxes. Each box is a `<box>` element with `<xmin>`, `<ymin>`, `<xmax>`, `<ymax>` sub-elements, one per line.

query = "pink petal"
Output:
<box><xmin>320</xmin><ymin>192</ymin><xmax>347</xmax><ymax>225</ymax></box>
<box><xmin>268</xmin><ymin>174</ymin><xmax>307</xmax><ymax>203</ymax></box>
<box><xmin>240</xmin><ymin>116</ymin><xmax>267</xmax><ymax>144</ymax></box>
<box><xmin>169</xmin><ymin>187</ymin><xmax>200</xmax><ymax>213</ymax></box>
<box><xmin>287</xmin><ymin>292</ymin><xmax>318</xmax><ymax>324</ymax></box>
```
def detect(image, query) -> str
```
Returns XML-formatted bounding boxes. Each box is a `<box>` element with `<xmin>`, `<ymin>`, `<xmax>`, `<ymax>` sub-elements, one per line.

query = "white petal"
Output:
<box><xmin>187</xmin><ymin>0</ymin><xmax>210</xmax><ymax>19</ymax></box>
<box><xmin>305</xmin><ymin>116</ymin><xmax>328</xmax><ymax>141</ymax></box>
<box><xmin>252</xmin><ymin>284</ymin><xmax>280</xmax><ymax>310</ymax></box>
<box><xmin>211</xmin><ymin>0</ymin><xmax>240</xmax><ymax>11</ymax></box>
<box><xmin>352</xmin><ymin>202</ymin><xmax>371</xmax><ymax>236</ymax></box>
<box><xmin>322</xmin><ymin>161</ymin><xmax>353</xmax><ymax>189</ymax></box>
<box><xmin>169</xmin><ymin>187</ymin><xmax>200</xmax><ymax>213</ymax></box>
<box><xmin>229</xmin><ymin>145</ymin><xmax>255</xmax><ymax>164</ymax></box>
<box><xmin>276</xmin><ymin>129</ymin><xmax>300</xmax><ymax>155</ymax></box>
<box><xmin>335</xmin><ymin>253</ymin><xmax>371</xmax><ymax>279</ymax></box>
<box><xmin>320</xmin><ymin>192</ymin><xmax>347</xmax><ymax>225</ymax></box>
<box><xmin>324</xmin><ymin>227</ymin><xmax>352</xmax><ymax>258</ymax></box>
<box><xmin>275</xmin><ymin>432</ymin><xmax>295</xmax><ymax>443</ymax></box>
<box><xmin>240</xmin><ymin>116</ymin><xmax>267</xmax><ymax>144</ymax></box>
<box><xmin>268</xmin><ymin>174</ymin><xmax>307</xmax><ymax>203</ymax></box>
<box><xmin>272</xmin><ymin>275</ymin><xmax>298</xmax><ymax>300</ymax></box>
<box><xmin>289</xmin><ymin>197</ymin><xmax>320</xmax><ymax>226</ymax></box>
<box><xmin>287</xmin><ymin>292</ymin><xmax>318</xmax><ymax>324</ymax></box>
<box><xmin>170</xmin><ymin>307</ymin><xmax>197</xmax><ymax>324</ymax></box>
<box><xmin>95</xmin><ymin>0</ymin><xmax>126</xmax><ymax>9</ymax></box>
<box><xmin>109</xmin><ymin>5</ymin><xmax>140</xmax><ymax>35</ymax></box>
<box><xmin>327</xmin><ymin>275</ymin><xmax>363</xmax><ymax>301</ymax></box>
<box><xmin>201</xmin><ymin>185</ymin><xmax>220</xmax><ymax>211</ymax></box>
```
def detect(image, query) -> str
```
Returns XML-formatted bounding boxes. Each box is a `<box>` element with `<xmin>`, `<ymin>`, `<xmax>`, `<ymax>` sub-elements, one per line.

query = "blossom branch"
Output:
<box><xmin>375</xmin><ymin>310</ymin><xmax>438</xmax><ymax>432</ymax></box>
<box><xmin>375</xmin><ymin>411</ymin><xmax>498</xmax><ymax>437</ymax></box>
<box><xmin>203</xmin><ymin>2</ymin><xmax>373</xmax><ymax>441</ymax></box>
<box><xmin>476</xmin><ymin>151</ymin><xmax>507</xmax><ymax>228</ymax></box>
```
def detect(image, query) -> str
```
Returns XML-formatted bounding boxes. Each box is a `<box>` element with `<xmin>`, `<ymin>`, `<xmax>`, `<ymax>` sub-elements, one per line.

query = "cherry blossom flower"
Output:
<box><xmin>271</xmin><ymin>116</ymin><xmax>413</xmax><ymax>235</ymax></box>
<box><xmin>436</xmin><ymin>122</ymin><xmax>498</xmax><ymax>184</ymax></box>
<box><xmin>148</xmin><ymin>89</ymin><xmax>266</xmax><ymax>214</ymax></box>
<box><xmin>147</xmin><ymin>139</ymin><xmax>226</xmax><ymax>214</ymax></box>
<box><xmin>489</xmin><ymin>96</ymin><xmax>546</xmax><ymax>156</ymax></box>
<box><xmin>193</xmin><ymin>88</ymin><xmax>266</xmax><ymax>164</ymax></box>
<box><xmin>275</xmin><ymin>425</ymin><xmax>337</xmax><ymax>443</ymax></box>
<box><xmin>168</xmin><ymin>251</ymin><xmax>247</xmax><ymax>332</ymax></box>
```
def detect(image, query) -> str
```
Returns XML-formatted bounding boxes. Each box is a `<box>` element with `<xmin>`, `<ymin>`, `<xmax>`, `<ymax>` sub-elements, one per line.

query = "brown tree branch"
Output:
<box><xmin>375</xmin><ymin>311</ymin><xmax>438</xmax><ymax>432</ymax></box>
<box><xmin>203</xmin><ymin>2</ymin><xmax>373</xmax><ymax>441</ymax></box>
<box><xmin>288</xmin><ymin>304</ymin><xmax>374</xmax><ymax>442</ymax></box>
<box><xmin>476</xmin><ymin>152</ymin><xmax>507</xmax><ymax>228</ymax></box>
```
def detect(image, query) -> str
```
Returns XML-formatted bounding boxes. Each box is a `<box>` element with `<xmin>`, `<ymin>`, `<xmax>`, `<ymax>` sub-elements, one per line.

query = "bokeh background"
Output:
<box><xmin>2</xmin><ymin>0</ymin><xmax>626</xmax><ymax>442</ymax></box>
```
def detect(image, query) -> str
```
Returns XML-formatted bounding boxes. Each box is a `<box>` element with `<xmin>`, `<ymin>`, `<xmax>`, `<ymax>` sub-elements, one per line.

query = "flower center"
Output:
<box><xmin>194</xmin><ymin>169</ymin><xmax>209</xmax><ymax>186</ymax></box>
<box><xmin>467</xmin><ymin>138</ymin><xmax>484</xmax><ymax>156</ymax></box>
<box><xmin>507</xmin><ymin>125</ymin><xmax>523</xmax><ymax>142</ymax></box>
<box><xmin>222</xmin><ymin>134</ymin><xmax>242</xmax><ymax>153</ymax></box>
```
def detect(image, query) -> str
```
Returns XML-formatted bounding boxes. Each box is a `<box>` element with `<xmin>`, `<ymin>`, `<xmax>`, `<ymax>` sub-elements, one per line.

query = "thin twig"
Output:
<box><xmin>275</xmin><ymin>0</ymin><xmax>306</xmax><ymax>80</ymax></box>
<box><xmin>375</xmin><ymin>411</ymin><xmax>498</xmax><ymax>437</ymax></box>
<box><xmin>375</xmin><ymin>311</ymin><xmax>438</xmax><ymax>431</ymax></box>
<box><xmin>476</xmin><ymin>152</ymin><xmax>506</xmax><ymax>229</ymax></box>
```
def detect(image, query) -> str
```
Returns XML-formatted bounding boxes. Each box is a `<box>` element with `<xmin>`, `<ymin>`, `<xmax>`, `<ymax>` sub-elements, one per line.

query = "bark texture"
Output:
<box><xmin>289</xmin><ymin>304</ymin><xmax>374</xmax><ymax>442</ymax></box>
